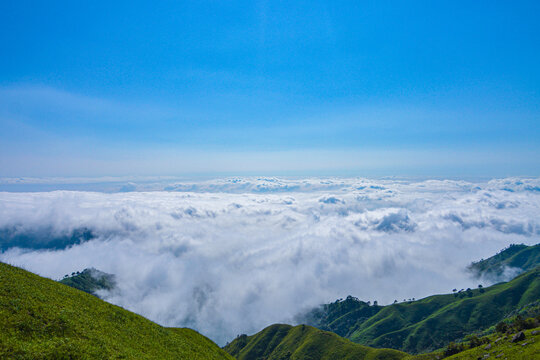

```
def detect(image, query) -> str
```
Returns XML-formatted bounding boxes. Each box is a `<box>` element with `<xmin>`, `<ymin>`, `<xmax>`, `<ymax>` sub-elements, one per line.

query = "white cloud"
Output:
<box><xmin>0</xmin><ymin>177</ymin><xmax>539</xmax><ymax>345</ymax></box>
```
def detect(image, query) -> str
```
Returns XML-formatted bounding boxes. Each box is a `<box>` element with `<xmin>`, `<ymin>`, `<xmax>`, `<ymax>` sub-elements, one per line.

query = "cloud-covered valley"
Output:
<box><xmin>1</xmin><ymin>177</ymin><xmax>539</xmax><ymax>345</ymax></box>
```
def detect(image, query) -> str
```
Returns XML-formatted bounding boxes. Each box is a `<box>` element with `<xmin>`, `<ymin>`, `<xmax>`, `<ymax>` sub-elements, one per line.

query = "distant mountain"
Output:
<box><xmin>300</xmin><ymin>266</ymin><xmax>540</xmax><ymax>354</ymax></box>
<box><xmin>59</xmin><ymin>268</ymin><xmax>115</xmax><ymax>297</ymax></box>
<box><xmin>224</xmin><ymin>324</ymin><xmax>407</xmax><ymax>360</ymax></box>
<box><xmin>0</xmin><ymin>227</ymin><xmax>95</xmax><ymax>251</ymax></box>
<box><xmin>0</xmin><ymin>262</ymin><xmax>233</xmax><ymax>359</ymax></box>
<box><xmin>467</xmin><ymin>243</ymin><xmax>540</xmax><ymax>282</ymax></box>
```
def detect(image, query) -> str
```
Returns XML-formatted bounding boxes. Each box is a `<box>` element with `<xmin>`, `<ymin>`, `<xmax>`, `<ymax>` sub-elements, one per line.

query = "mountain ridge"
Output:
<box><xmin>225</xmin><ymin>267</ymin><xmax>540</xmax><ymax>358</ymax></box>
<box><xmin>298</xmin><ymin>243</ymin><xmax>540</xmax><ymax>354</ymax></box>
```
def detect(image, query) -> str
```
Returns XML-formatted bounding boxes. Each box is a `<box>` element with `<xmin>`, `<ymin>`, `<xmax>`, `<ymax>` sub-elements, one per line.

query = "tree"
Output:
<box><xmin>373</xmin><ymin>300</ymin><xmax>378</xmax><ymax>306</ymax></box>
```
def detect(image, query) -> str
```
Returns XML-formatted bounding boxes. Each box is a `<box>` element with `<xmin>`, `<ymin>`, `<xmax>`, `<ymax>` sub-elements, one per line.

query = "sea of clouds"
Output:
<box><xmin>1</xmin><ymin>177</ymin><xmax>539</xmax><ymax>345</ymax></box>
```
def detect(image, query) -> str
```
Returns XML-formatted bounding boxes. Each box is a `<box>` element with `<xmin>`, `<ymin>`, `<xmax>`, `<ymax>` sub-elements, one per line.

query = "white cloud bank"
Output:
<box><xmin>1</xmin><ymin>177</ymin><xmax>539</xmax><ymax>345</ymax></box>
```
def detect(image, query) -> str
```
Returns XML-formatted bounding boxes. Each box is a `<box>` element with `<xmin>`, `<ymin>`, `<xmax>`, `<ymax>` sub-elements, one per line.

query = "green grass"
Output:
<box><xmin>0</xmin><ymin>262</ymin><xmax>233</xmax><ymax>359</ymax></box>
<box><xmin>223</xmin><ymin>322</ymin><xmax>540</xmax><ymax>360</ymax></box>
<box><xmin>224</xmin><ymin>324</ymin><xmax>408</xmax><ymax>360</ymax></box>
<box><xmin>403</xmin><ymin>326</ymin><xmax>540</xmax><ymax>360</ymax></box>
<box><xmin>443</xmin><ymin>328</ymin><xmax>540</xmax><ymax>360</ymax></box>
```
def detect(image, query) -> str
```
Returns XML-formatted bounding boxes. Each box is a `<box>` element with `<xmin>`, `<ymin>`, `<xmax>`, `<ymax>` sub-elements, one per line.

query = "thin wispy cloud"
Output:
<box><xmin>1</xmin><ymin>83</ymin><xmax>539</xmax><ymax>178</ymax></box>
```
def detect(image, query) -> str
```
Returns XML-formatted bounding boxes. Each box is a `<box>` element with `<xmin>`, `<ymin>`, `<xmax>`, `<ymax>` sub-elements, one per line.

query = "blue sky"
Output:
<box><xmin>1</xmin><ymin>1</ymin><xmax>539</xmax><ymax>177</ymax></box>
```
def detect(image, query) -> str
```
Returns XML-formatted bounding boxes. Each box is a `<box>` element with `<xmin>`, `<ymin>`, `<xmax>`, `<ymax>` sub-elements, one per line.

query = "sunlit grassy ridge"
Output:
<box><xmin>224</xmin><ymin>322</ymin><xmax>540</xmax><ymax>360</ymax></box>
<box><xmin>0</xmin><ymin>262</ymin><xmax>233</xmax><ymax>359</ymax></box>
<box><xmin>225</xmin><ymin>245</ymin><xmax>540</xmax><ymax>358</ymax></box>
<box><xmin>224</xmin><ymin>323</ymin><xmax>407</xmax><ymax>360</ymax></box>
<box><xmin>225</xmin><ymin>310</ymin><xmax>540</xmax><ymax>360</ymax></box>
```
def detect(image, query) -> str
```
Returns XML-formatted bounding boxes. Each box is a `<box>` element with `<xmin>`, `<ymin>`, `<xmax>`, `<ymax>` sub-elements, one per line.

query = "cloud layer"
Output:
<box><xmin>1</xmin><ymin>177</ymin><xmax>539</xmax><ymax>345</ymax></box>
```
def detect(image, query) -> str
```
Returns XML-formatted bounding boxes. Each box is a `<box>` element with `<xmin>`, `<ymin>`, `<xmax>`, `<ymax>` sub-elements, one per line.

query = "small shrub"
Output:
<box><xmin>496</xmin><ymin>321</ymin><xmax>508</xmax><ymax>333</ymax></box>
<box><xmin>444</xmin><ymin>342</ymin><xmax>464</xmax><ymax>356</ymax></box>
<box><xmin>465</xmin><ymin>334</ymin><xmax>487</xmax><ymax>348</ymax></box>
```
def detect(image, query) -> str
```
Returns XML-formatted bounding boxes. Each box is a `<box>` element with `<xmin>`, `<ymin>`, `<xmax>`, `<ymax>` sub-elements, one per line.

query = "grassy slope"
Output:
<box><xmin>467</xmin><ymin>243</ymin><xmax>540</xmax><ymax>279</ymax></box>
<box><xmin>348</xmin><ymin>267</ymin><xmax>540</xmax><ymax>353</ymax></box>
<box><xmin>442</xmin><ymin>327</ymin><xmax>540</xmax><ymax>360</ymax></box>
<box><xmin>224</xmin><ymin>324</ymin><xmax>407</xmax><ymax>360</ymax></box>
<box><xmin>403</xmin><ymin>327</ymin><xmax>540</xmax><ymax>360</ymax></box>
<box><xmin>0</xmin><ymin>262</ymin><xmax>233</xmax><ymax>360</ymax></box>
<box><xmin>224</xmin><ymin>322</ymin><xmax>540</xmax><ymax>360</ymax></box>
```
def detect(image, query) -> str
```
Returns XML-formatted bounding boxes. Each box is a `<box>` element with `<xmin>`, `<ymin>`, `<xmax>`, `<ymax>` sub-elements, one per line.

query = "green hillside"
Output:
<box><xmin>224</xmin><ymin>323</ymin><xmax>407</xmax><ymax>360</ymax></box>
<box><xmin>441</xmin><ymin>328</ymin><xmax>540</xmax><ymax>360</ymax></box>
<box><xmin>0</xmin><ymin>262</ymin><xmax>233</xmax><ymax>359</ymax></box>
<box><xmin>227</xmin><ymin>301</ymin><xmax>540</xmax><ymax>360</ymax></box>
<box><xmin>467</xmin><ymin>243</ymin><xmax>540</xmax><ymax>281</ymax></box>
<box><xmin>403</xmin><ymin>330</ymin><xmax>540</xmax><ymax>360</ymax></box>
<box><xmin>408</xmin><ymin>312</ymin><xmax>540</xmax><ymax>360</ymax></box>
<box><xmin>350</xmin><ymin>267</ymin><xmax>540</xmax><ymax>353</ymax></box>
<box><xmin>303</xmin><ymin>266</ymin><xmax>540</xmax><ymax>354</ymax></box>
<box><xmin>2</xmin><ymin>245</ymin><xmax>539</xmax><ymax>360</ymax></box>
<box><xmin>59</xmin><ymin>268</ymin><xmax>116</xmax><ymax>297</ymax></box>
